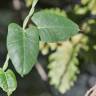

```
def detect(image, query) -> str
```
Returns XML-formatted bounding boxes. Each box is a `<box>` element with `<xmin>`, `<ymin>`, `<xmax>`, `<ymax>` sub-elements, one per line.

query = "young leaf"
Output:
<box><xmin>7</xmin><ymin>23</ymin><xmax>39</xmax><ymax>76</ymax></box>
<box><xmin>32</xmin><ymin>10</ymin><xmax>80</xmax><ymax>42</ymax></box>
<box><xmin>48</xmin><ymin>41</ymin><xmax>79</xmax><ymax>93</ymax></box>
<box><xmin>0</xmin><ymin>69</ymin><xmax>17</xmax><ymax>96</ymax></box>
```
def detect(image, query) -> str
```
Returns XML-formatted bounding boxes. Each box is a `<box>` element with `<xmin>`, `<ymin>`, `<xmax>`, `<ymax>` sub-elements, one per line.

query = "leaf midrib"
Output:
<box><xmin>37</xmin><ymin>26</ymin><xmax>79</xmax><ymax>30</ymax></box>
<box><xmin>22</xmin><ymin>31</ymin><xmax>26</xmax><ymax>76</ymax></box>
<box><xmin>3</xmin><ymin>72</ymin><xmax>9</xmax><ymax>94</ymax></box>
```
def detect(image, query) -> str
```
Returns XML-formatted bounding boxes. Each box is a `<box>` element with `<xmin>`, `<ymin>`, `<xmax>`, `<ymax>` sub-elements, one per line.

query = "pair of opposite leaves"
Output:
<box><xmin>7</xmin><ymin>10</ymin><xmax>79</xmax><ymax>76</ymax></box>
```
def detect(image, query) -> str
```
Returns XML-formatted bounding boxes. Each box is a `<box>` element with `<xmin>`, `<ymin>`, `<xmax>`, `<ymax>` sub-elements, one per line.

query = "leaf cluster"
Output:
<box><xmin>0</xmin><ymin>1</ymin><xmax>79</xmax><ymax>95</ymax></box>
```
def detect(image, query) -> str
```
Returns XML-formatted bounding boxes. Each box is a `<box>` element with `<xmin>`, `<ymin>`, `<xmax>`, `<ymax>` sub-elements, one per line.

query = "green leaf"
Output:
<box><xmin>7</xmin><ymin>23</ymin><xmax>39</xmax><ymax>76</ymax></box>
<box><xmin>32</xmin><ymin>10</ymin><xmax>79</xmax><ymax>42</ymax></box>
<box><xmin>25</xmin><ymin>0</ymin><xmax>33</xmax><ymax>7</ymax></box>
<box><xmin>0</xmin><ymin>69</ymin><xmax>17</xmax><ymax>96</ymax></box>
<box><xmin>48</xmin><ymin>41</ymin><xmax>79</xmax><ymax>93</ymax></box>
<box><xmin>41</xmin><ymin>8</ymin><xmax>67</xmax><ymax>17</ymax></box>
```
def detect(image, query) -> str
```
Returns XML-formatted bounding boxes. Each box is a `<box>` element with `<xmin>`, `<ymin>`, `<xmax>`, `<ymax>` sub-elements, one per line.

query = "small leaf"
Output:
<box><xmin>32</xmin><ymin>10</ymin><xmax>79</xmax><ymax>42</ymax></box>
<box><xmin>0</xmin><ymin>69</ymin><xmax>17</xmax><ymax>96</ymax></box>
<box><xmin>7</xmin><ymin>23</ymin><xmax>39</xmax><ymax>76</ymax></box>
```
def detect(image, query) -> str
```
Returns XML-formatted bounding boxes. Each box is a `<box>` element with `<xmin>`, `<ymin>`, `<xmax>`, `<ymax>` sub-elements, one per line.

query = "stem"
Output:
<box><xmin>3</xmin><ymin>55</ymin><xmax>10</xmax><ymax>71</ymax></box>
<box><xmin>85</xmin><ymin>85</ymin><xmax>96</xmax><ymax>96</ymax></box>
<box><xmin>35</xmin><ymin>62</ymin><xmax>61</xmax><ymax>96</ymax></box>
<box><xmin>23</xmin><ymin>0</ymin><xmax>38</xmax><ymax>30</ymax></box>
<box><xmin>35</xmin><ymin>63</ymin><xmax>48</xmax><ymax>81</ymax></box>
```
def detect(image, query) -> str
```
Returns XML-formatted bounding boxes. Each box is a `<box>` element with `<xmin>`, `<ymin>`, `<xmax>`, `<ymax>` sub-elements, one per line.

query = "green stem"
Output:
<box><xmin>7</xmin><ymin>93</ymin><xmax>11</xmax><ymax>96</ymax></box>
<box><xmin>23</xmin><ymin>0</ymin><xmax>38</xmax><ymax>30</ymax></box>
<box><xmin>3</xmin><ymin>55</ymin><xmax>10</xmax><ymax>71</ymax></box>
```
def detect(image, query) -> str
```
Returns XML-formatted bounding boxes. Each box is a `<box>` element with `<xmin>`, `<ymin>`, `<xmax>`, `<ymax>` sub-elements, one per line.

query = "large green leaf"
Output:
<box><xmin>32</xmin><ymin>10</ymin><xmax>79</xmax><ymax>42</ymax></box>
<box><xmin>0</xmin><ymin>69</ymin><xmax>17</xmax><ymax>96</ymax></box>
<box><xmin>7</xmin><ymin>23</ymin><xmax>39</xmax><ymax>76</ymax></box>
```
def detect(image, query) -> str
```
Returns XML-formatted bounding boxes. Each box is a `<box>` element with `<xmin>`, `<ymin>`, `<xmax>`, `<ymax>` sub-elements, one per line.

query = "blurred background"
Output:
<box><xmin>0</xmin><ymin>0</ymin><xmax>96</xmax><ymax>96</ymax></box>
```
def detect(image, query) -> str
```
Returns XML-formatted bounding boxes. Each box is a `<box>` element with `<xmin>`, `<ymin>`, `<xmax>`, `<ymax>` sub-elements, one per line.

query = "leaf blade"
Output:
<box><xmin>0</xmin><ymin>69</ymin><xmax>17</xmax><ymax>96</ymax></box>
<box><xmin>5</xmin><ymin>69</ymin><xmax>17</xmax><ymax>96</ymax></box>
<box><xmin>7</xmin><ymin>23</ymin><xmax>39</xmax><ymax>76</ymax></box>
<box><xmin>32</xmin><ymin>10</ymin><xmax>79</xmax><ymax>42</ymax></box>
<box><xmin>48</xmin><ymin>41</ymin><xmax>79</xmax><ymax>93</ymax></box>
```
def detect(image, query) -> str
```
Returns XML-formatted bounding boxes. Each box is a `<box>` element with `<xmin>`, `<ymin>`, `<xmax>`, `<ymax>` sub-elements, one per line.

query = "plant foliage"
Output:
<box><xmin>32</xmin><ymin>10</ymin><xmax>79</xmax><ymax>42</ymax></box>
<box><xmin>7</xmin><ymin>9</ymin><xmax>79</xmax><ymax>77</ymax></box>
<box><xmin>7</xmin><ymin>24</ymin><xmax>39</xmax><ymax>76</ymax></box>
<box><xmin>0</xmin><ymin>69</ymin><xmax>17</xmax><ymax>96</ymax></box>
<box><xmin>48</xmin><ymin>41</ymin><xmax>80</xmax><ymax>93</ymax></box>
<box><xmin>0</xmin><ymin>0</ymin><xmax>80</xmax><ymax>95</ymax></box>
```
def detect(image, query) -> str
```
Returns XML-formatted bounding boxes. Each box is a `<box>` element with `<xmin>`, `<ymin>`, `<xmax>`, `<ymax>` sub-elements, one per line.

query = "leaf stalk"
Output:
<box><xmin>23</xmin><ymin>0</ymin><xmax>38</xmax><ymax>30</ymax></box>
<box><xmin>3</xmin><ymin>54</ymin><xmax>10</xmax><ymax>71</ymax></box>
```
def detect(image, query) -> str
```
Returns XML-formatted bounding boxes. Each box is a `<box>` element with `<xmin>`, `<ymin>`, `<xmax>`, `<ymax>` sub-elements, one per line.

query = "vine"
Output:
<box><xmin>0</xmin><ymin>0</ymin><xmax>79</xmax><ymax>95</ymax></box>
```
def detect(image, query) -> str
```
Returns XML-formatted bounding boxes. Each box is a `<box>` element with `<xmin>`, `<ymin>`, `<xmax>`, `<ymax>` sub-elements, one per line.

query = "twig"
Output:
<box><xmin>85</xmin><ymin>85</ymin><xmax>96</xmax><ymax>96</ymax></box>
<box><xmin>35</xmin><ymin>63</ymin><xmax>48</xmax><ymax>81</ymax></box>
<box><xmin>23</xmin><ymin>0</ymin><xmax>38</xmax><ymax>30</ymax></box>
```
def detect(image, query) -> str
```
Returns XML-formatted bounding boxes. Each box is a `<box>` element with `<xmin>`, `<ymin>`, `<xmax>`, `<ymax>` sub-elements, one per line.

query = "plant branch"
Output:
<box><xmin>35</xmin><ymin>63</ymin><xmax>48</xmax><ymax>81</ymax></box>
<box><xmin>23</xmin><ymin>0</ymin><xmax>38</xmax><ymax>30</ymax></box>
<box><xmin>85</xmin><ymin>85</ymin><xmax>96</xmax><ymax>96</ymax></box>
<box><xmin>3</xmin><ymin>54</ymin><xmax>10</xmax><ymax>71</ymax></box>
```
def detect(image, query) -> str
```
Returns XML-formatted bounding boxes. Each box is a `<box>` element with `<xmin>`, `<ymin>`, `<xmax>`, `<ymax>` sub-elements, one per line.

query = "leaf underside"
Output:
<box><xmin>48</xmin><ymin>42</ymin><xmax>79</xmax><ymax>93</ymax></box>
